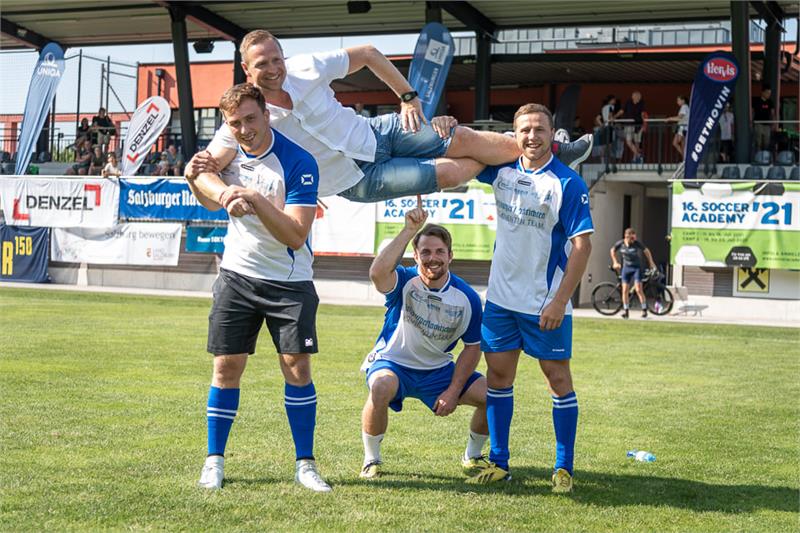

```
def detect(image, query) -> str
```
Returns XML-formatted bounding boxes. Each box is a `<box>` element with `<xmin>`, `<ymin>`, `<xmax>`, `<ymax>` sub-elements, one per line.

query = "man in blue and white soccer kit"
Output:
<box><xmin>465</xmin><ymin>104</ymin><xmax>593</xmax><ymax>492</ymax></box>
<box><xmin>185</xmin><ymin>83</ymin><xmax>331</xmax><ymax>492</ymax></box>
<box><xmin>359</xmin><ymin>201</ymin><xmax>489</xmax><ymax>479</ymax></box>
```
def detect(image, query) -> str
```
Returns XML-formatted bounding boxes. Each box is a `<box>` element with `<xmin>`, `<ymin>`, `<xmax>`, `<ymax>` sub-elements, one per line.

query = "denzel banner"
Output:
<box><xmin>671</xmin><ymin>181</ymin><xmax>800</xmax><ymax>270</ymax></box>
<box><xmin>122</xmin><ymin>96</ymin><xmax>171</xmax><ymax>176</ymax></box>
<box><xmin>51</xmin><ymin>222</ymin><xmax>182</xmax><ymax>266</ymax></box>
<box><xmin>120</xmin><ymin>179</ymin><xmax>228</xmax><ymax>221</ymax></box>
<box><xmin>15</xmin><ymin>43</ymin><xmax>66</xmax><ymax>175</ymax></box>
<box><xmin>408</xmin><ymin>22</ymin><xmax>454</xmax><ymax>120</ymax></box>
<box><xmin>0</xmin><ymin>225</ymin><xmax>50</xmax><ymax>283</ymax></box>
<box><xmin>0</xmin><ymin>177</ymin><xmax>119</xmax><ymax>228</ymax></box>
<box><xmin>684</xmin><ymin>52</ymin><xmax>738</xmax><ymax>179</ymax></box>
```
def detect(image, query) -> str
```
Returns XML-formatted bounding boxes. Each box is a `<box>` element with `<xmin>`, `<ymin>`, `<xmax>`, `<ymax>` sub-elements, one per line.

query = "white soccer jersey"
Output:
<box><xmin>362</xmin><ymin>266</ymin><xmax>483</xmax><ymax>371</ymax></box>
<box><xmin>219</xmin><ymin>128</ymin><xmax>319</xmax><ymax>282</ymax></box>
<box><xmin>477</xmin><ymin>154</ymin><xmax>594</xmax><ymax>315</ymax></box>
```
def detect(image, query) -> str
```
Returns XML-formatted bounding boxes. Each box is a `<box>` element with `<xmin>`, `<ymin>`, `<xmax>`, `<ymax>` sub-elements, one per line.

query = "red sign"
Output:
<box><xmin>704</xmin><ymin>58</ymin><xmax>738</xmax><ymax>82</ymax></box>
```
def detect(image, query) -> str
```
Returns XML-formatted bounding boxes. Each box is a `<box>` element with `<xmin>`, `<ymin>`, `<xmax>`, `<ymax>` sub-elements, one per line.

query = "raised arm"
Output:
<box><xmin>369</xmin><ymin>195</ymin><xmax>427</xmax><ymax>293</ymax></box>
<box><xmin>345</xmin><ymin>45</ymin><xmax>425</xmax><ymax>132</ymax></box>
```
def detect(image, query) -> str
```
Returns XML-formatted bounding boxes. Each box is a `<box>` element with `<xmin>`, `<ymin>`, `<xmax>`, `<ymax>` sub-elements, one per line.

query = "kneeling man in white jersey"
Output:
<box><xmin>186</xmin><ymin>83</ymin><xmax>331</xmax><ymax>492</ymax></box>
<box><xmin>359</xmin><ymin>198</ymin><xmax>488</xmax><ymax>479</ymax></box>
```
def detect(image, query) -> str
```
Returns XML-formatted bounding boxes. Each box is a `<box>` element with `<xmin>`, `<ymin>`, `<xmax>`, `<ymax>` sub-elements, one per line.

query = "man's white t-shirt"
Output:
<box><xmin>678</xmin><ymin>103</ymin><xmax>690</xmax><ymax>127</ymax></box>
<box><xmin>210</xmin><ymin>49</ymin><xmax>376</xmax><ymax>197</ymax></box>
<box><xmin>719</xmin><ymin>111</ymin><xmax>734</xmax><ymax>141</ymax></box>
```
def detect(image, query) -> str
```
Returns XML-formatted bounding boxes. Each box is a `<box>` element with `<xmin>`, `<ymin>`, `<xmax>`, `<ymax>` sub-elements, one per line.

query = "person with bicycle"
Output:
<box><xmin>610</xmin><ymin>228</ymin><xmax>656</xmax><ymax>319</ymax></box>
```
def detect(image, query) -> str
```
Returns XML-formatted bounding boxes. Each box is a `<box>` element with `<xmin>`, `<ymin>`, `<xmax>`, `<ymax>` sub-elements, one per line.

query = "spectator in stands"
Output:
<box><xmin>164</xmin><ymin>144</ymin><xmax>185</xmax><ymax>176</ymax></box>
<box><xmin>752</xmin><ymin>86</ymin><xmax>774</xmax><ymax>152</ymax></box>
<box><xmin>615</xmin><ymin>91</ymin><xmax>645</xmax><ymax>163</ymax></box>
<box><xmin>88</xmin><ymin>145</ymin><xmax>106</xmax><ymax>175</ymax></box>
<box><xmin>76</xmin><ymin>118</ymin><xmax>91</xmax><ymax>145</ymax></box>
<box><xmin>91</xmin><ymin>107</ymin><xmax>116</xmax><ymax>148</ymax></box>
<box><xmin>354</xmin><ymin>102</ymin><xmax>371</xmax><ymax>118</ymax></box>
<box><xmin>65</xmin><ymin>139</ymin><xmax>93</xmax><ymax>175</ymax></box>
<box><xmin>102</xmin><ymin>152</ymin><xmax>122</xmax><ymax>178</ymax></box>
<box><xmin>719</xmin><ymin>102</ymin><xmax>734</xmax><ymax>163</ymax></box>
<box><xmin>594</xmin><ymin>95</ymin><xmax>617</xmax><ymax>164</ymax></box>
<box><xmin>157</xmin><ymin>151</ymin><xmax>170</xmax><ymax>176</ymax></box>
<box><xmin>667</xmin><ymin>95</ymin><xmax>690</xmax><ymax>157</ymax></box>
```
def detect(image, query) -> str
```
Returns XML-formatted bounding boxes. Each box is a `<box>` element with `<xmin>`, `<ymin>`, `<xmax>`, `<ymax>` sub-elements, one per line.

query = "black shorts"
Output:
<box><xmin>207</xmin><ymin>268</ymin><xmax>319</xmax><ymax>356</ymax></box>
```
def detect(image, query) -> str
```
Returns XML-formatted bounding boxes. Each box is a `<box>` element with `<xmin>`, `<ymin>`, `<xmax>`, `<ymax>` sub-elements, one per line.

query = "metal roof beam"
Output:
<box><xmin>749</xmin><ymin>1</ymin><xmax>786</xmax><ymax>28</ymax></box>
<box><xmin>0</xmin><ymin>17</ymin><xmax>61</xmax><ymax>50</ymax></box>
<box><xmin>155</xmin><ymin>1</ymin><xmax>248</xmax><ymax>42</ymax></box>
<box><xmin>436</xmin><ymin>1</ymin><xmax>497</xmax><ymax>40</ymax></box>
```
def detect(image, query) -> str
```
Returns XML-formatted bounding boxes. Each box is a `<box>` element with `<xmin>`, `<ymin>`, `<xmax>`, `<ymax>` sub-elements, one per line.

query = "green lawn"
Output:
<box><xmin>1</xmin><ymin>287</ymin><xmax>798</xmax><ymax>532</ymax></box>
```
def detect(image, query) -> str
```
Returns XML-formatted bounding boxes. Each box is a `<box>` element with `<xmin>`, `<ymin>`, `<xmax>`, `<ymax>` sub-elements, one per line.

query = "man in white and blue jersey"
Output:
<box><xmin>359</xmin><ymin>200</ymin><xmax>489</xmax><ymax>479</ymax></box>
<box><xmin>464</xmin><ymin>103</ymin><xmax>593</xmax><ymax>492</ymax></box>
<box><xmin>185</xmin><ymin>83</ymin><xmax>331</xmax><ymax>492</ymax></box>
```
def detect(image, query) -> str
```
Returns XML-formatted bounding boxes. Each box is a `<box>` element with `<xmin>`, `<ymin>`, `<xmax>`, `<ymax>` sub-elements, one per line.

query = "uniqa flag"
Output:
<box><xmin>408</xmin><ymin>22</ymin><xmax>454</xmax><ymax>120</ymax></box>
<box><xmin>121</xmin><ymin>96</ymin><xmax>171</xmax><ymax>176</ymax></box>
<box><xmin>15</xmin><ymin>43</ymin><xmax>65</xmax><ymax>175</ymax></box>
<box><xmin>684</xmin><ymin>51</ymin><xmax>739</xmax><ymax>179</ymax></box>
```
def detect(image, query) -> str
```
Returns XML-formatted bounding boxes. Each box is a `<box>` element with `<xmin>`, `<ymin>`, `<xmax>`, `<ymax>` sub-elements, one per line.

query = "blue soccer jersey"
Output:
<box><xmin>219</xmin><ymin>128</ymin><xmax>319</xmax><ymax>282</ymax></box>
<box><xmin>362</xmin><ymin>266</ymin><xmax>483</xmax><ymax>371</ymax></box>
<box><xmin>477</xmin><ymin>154</ymin><xmax>593</xmax><ymax>315</ymax></box>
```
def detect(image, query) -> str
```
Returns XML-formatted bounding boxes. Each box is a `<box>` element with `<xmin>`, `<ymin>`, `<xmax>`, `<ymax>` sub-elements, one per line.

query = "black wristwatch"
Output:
<box><xmin>400</xmin><ymin>90</ymin><xmax>418</xmax><ymax>103</ymax></box>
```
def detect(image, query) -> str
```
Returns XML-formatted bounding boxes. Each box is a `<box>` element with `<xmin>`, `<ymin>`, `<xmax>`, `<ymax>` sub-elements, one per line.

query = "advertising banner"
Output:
<box><xmin>684</xmin><ymin>52</ymin><xmax>739</xmax><ymax>179</ymax></box>
<box><xmin>15</xmin><ymin>43</ymin><xmax>66</xmax><ymax>175</ymax></box>
<box><xmin>186</xmin><ymin>225</ymin><xmax>226</xmax><ymax>254</ymax></box>
<box><xmin>671</xmin><ymin>181</ymin><xmax>800</xmax><ymax>269</ymax></box>
<box><xmin>0</xmin><ymin>225</ymin><xmax>50</xmax><ymax>282</ymax></box>
<box><xmin>0</xmin><ymin>177</ymin><xmax>119</xmax><ymax>228</ymax></box>
<box><xmin>121</xmin><ymin>96</ymin><xmax>171</xmax><ymax>176</ymax></box>
<box><xmin>408</xmin><ymin>22</ymin><xmax>454</xmax><ymax>120</ymax></box>
<box><xmin>312</xmin><ymin>196</ymin><xmax>376</xmax><ymax>255</ymax></box>
<box><xmin>120</xmin><ymin>178</ymin><xmax>228</xmax><ymax>221</ymax></box>
<box><xmin>375</xmin><ymin>183</ymin><xmax>497</xmax><ymax>260</ymax></box>
<box><xmin>51</xmin><ymin>222</ymin><xmax>182</xmax><ymax>266</ymax></box>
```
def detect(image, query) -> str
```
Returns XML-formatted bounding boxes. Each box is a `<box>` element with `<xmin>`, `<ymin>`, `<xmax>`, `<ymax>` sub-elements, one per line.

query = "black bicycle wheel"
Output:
<box><xmin>646</xmin><ymin>285</ymin><xmax>674</xmax><ymax>315</ymax></box>
<box><xmin>591</xmin><ymin>282</ymin><xmax>622</xmax><ymax>315</ymax></box>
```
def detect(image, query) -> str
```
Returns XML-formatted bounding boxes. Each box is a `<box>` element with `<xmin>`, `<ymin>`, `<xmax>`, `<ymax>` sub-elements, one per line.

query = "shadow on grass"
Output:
<box><xmin>331</xmin><ymin>467</ymin><xmax>798</xmax><ymax>514</ymax></box>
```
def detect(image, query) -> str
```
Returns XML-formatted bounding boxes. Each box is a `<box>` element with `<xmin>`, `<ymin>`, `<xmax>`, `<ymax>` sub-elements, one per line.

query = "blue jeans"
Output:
<box><xmin>339</xmin><ymin>113</ymin><xmax>452</xmax><ymax>203</ymax></box>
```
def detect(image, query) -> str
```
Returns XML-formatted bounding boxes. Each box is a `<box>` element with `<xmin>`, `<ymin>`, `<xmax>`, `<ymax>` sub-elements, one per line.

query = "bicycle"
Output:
<box><xmin>591</xmin><ymin>266</ymin><xmax>674</xmax><ymax>316</ymax></box>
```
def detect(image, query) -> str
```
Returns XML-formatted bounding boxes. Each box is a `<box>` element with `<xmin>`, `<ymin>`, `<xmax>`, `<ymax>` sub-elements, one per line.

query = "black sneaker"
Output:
<box><xmin>621</xmin><ymin>309</ymin><xmax>629</xmax><ymax>319</ymax></box>
<box><xmin>642</xmin><ymin>309</ymin><xmax>648</xmax><ymax>318</ymax></box>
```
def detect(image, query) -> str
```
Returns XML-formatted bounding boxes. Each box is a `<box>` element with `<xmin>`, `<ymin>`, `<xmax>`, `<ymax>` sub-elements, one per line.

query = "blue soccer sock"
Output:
<box><xmin>487</xmin><ymin>386</ymin><xmax>514</xmax><ymax>471</ymax></box>
<box><xmin>552</xmin><ymin>391</ymin><xmax>579</xmax><ymax>474</ymax></box>
<box><xmin>207</xmin><ymin>386</ymin><xmax>240</xmax><ymax>457</ymax></box>
<box><xmin>284</xmin><ymin>382</ymin><xmax>317</xmax><ymax>461</ymax></box>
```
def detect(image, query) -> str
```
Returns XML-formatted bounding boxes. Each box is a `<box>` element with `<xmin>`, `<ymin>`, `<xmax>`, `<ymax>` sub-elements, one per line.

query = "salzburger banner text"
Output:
<box><xmin>671</xmin><ymin>181</ymin><xmax>800</xmax><ymax>270</ymax></box>
<box><xmin>0</xmin><ymin>225</ymin><xmax>50</xmax><ymax>283</ymax></box>
<box><xmin>120</xmin><ymin>179</ymin><xmax>228</xmax><ymax>221</ymax></box>
<box><xmin>0</xmin><ymin>177</ymin><xmax>119</xmax><ymax>228</ymax></box>
<box><xmin>121</xmin><ymin>96</ymin><xmax>171</xmax><ymax>176</ymax></box>
<box><xmin>51</xmin><ymin>222</ymin><xmax>182</xmax><ymax>266</ymax></box>
<box><xmin>375</xmin><ymin>183</ymin><xmax>497</xmax><ymax>260</ymax></box>
<box><xmin>684</xmin><ymin>51</ymin><xmax>738</xmax><ymax>179</ymax></box>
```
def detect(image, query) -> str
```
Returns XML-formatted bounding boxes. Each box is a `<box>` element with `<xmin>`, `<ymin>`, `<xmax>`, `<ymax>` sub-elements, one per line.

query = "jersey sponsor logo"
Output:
<box><xmin>517</xmin><ymin>179</ymin><xmax>532</xmax><ymax>186</ymax></box>
<box><xmin>301</xmin><ymin>174</ymin><xmax>314</xmax><ymax>185</ymax></box>
<box><xmin>242</xmin><ymin>163</ymin><xmax>256</xmax><ymax>171</ymax></box>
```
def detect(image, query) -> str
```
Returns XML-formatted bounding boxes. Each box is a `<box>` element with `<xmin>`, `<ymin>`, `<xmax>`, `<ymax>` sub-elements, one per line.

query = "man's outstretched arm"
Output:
<box><xmin>369</xmin><ymin>195</ymin><xmax>427</xmax><ymax>293</ymax></box>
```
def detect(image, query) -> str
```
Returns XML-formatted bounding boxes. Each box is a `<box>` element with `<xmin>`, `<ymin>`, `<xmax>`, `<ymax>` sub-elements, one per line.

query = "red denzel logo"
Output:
<box><xmin>704</xmin><ymin>58</ymin><xmax>737</xmax><ymax>82</ymax></box>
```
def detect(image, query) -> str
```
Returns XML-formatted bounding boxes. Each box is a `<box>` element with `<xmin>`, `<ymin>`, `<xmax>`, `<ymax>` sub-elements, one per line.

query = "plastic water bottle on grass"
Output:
<box><xmin>627</xmin><ymin>450</ymin><xmax>656</xmax><ymax>462</ymax></box>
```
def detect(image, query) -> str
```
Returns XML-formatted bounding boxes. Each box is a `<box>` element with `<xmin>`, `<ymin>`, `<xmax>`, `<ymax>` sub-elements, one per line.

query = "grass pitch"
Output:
<box><xmin>1</xmin><ymin>287</ymin><xmax>798</xmax><ymax>532</ymax></box>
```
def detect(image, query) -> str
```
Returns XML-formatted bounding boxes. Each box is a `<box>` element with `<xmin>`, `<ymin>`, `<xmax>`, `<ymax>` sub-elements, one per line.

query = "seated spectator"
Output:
<box><xmin>102</xmin><ymin>152</ymin><xmax>122</xmax><ymax>178</ymax></box>
<box><xmin>157</xmin><ymin>151</ymin><xmax>170</xmax><ymax>176</ymax></box>
<box><xmin>91</xmin><ymin>107</ymin><xmax>116</xmax><ymax>148</ymax></box>
<box><xmin>76</xmin><ymin>118</ymin><xmax>91</xmax><ymax>145</ymax></box>
<box><xmin>65</xmin><ymin>139</ymin><xmax>93</xmax><ymax>175</ymax></box>
<box><xmin>166</xmin><ymin>144</ymin><xmax>184</xmax><ymax>176</ymax></box>
<box><xmin>88</xmin><ymin>145</ymin><xmax>106</xmax><ymax>175</ymax></box>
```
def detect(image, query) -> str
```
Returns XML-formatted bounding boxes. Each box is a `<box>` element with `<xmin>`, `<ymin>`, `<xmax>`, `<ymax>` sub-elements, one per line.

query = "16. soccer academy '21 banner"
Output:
<box><xmin>408</xmin><ymin>22</ymin><xmax>454</xmax><ymax>120</ymax></box>
<box><xmin>15</xmin><ymin>43</ymin><xmax>66</xmax><ymax>175</ymax></box>
<box><xmin>121</xmin><ymin>96</ymin><xmax>171</xmax><ymax>176</ymax></box>
<box><xmin>0</xmin><ymin>225</ymin><xmax>50</xmax><ymax>282</ymax></box>
<box><xmin>671</xmin><ymin>181</ymin><xmax>800</xmax><ymax>269</ymax></box>
<box><xmin>684</xmin><ymin>52</ymin><xmax>738</xmax><ymax>179</ymax></box>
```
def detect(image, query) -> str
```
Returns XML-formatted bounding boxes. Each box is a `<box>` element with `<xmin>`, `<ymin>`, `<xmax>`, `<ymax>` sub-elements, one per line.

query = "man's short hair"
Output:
<box><xmin>412</xmin><ymin>224</ymin><xmax>452</xmax><ymax>253</ymax></box>
<box><xmin>513</xmin><ymin>103</ymin><xmax>554</xmax><ymax>129</ymax></box>
<box><xmin>220</xmin><ymin>83</ymin><xmax>266</xmax><ymax>115</ymax></box>
<box><xmin>624</xmin><ymin>227</ymin><xmax>636</xmax><ymax>236</ymax></box>
<box><xmin>240</xmin><ymin>30</ymin><xmax>283</xmax><ymax>60</ymax></box>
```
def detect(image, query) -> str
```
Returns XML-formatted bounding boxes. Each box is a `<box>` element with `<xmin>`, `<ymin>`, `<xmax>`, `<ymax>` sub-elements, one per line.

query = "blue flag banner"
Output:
<box><xmin>186</xmin><ymin>226</ymin><xmax>227</xmax><ymax>254</ymax></box>
<box><xmin>0</xmin><ymin>225</ymin><xmax>50</xmax><ymax>283</ymax></box>
<box><xmin>684</xmin><ymin>51</ymin><xmax>739</xmax><ymax>179</ymax></box>
<box><xmin>15</xmin><ymin>43</ymin><xmax>66</xmax><ymax>175</ymax></box>
<box><xmin>120</xmin><ymin>179</ymin><xmax>228</xmax><ymax>221</ymax></box>
<box><xmin>408</xmin><ymin>22</ymin><xmax>454</xmax><ymax>120</ymax></box>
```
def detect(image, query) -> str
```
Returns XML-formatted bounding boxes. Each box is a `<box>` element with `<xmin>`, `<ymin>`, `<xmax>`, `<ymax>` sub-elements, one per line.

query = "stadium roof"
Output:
<box><xmin>2</xmin><ymin>0</ymin><xmax>798</xmax><ymax>50</ymax></box>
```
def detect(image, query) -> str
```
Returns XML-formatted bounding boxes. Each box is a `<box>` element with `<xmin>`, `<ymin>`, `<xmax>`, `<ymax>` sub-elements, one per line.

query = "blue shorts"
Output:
<box><xmin>340</xmin><ymin>113</ymin><xmax>452</xmax><ymax>203</ymax></box>
<box><xmin>480</xmin><ymin>300</ymin><xmax>572</xmax><ymax>360</ymax></box>
<box><xmin>366</xmin><ymin>359</ymin><xmax>482</xmax><ymax>413</ymax></box>
<box><xmin>621</xmin><ymin>265</ymin><xmax>642</xmax><ymax>285</ymax></box>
